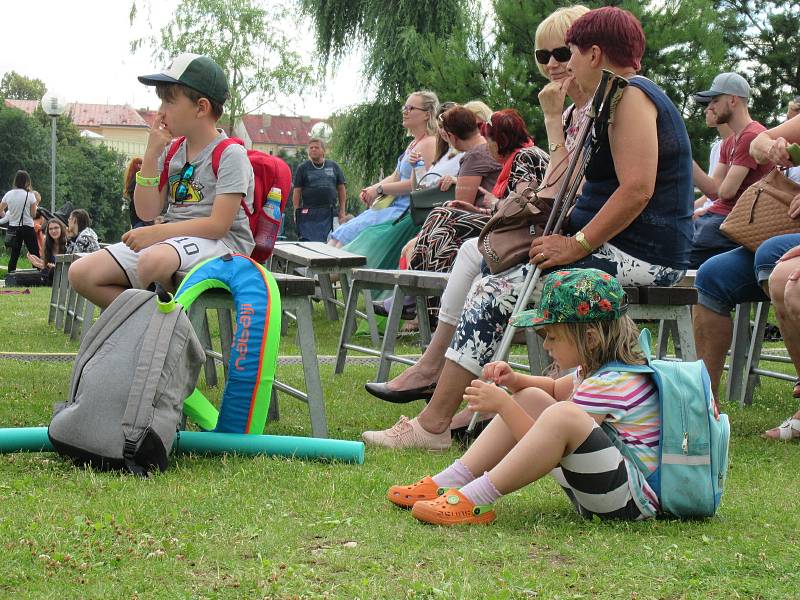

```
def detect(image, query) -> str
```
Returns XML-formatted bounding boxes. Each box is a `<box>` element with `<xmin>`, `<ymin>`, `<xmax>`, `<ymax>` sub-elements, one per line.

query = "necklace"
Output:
<box><xmin>311</xmin><ymin>159</ymin><xmax>326</xmax><ymax>170</ymax></box>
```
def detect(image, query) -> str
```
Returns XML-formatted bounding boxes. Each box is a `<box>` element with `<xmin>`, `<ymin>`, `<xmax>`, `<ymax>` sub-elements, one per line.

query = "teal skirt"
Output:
<box><xmin>343</xmin><ymin>212</ymin><xmax>420</xmax><ymax>270</ymax></box>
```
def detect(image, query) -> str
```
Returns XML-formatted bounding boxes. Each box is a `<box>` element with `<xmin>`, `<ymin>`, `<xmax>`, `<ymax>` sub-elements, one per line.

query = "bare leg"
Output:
<box><xmin>766</xmin><ymin>258</ymin><xmax>800</xmax><ymax>433</ymax></box>
<box><xmin>415</xmin><ymin>358</ymin><xmax>477</xmax><ymax>434</ymax></box>
<box><xmin>387</xmin><ymin>322</ymin><xmax>455</xmax><ymax>390</ymax></box>
<box><xmin>693</xmin><ymin>304</ymin><xmax>733</xmax><ymax>399</ymax></box>
<box><xmin>69</xmin><ymin>251</ymin><xmax>130</xmax><ymax>309</ymax></box>
<box><xmin>136</xmin><ymin>244</ymin><xmax>181</xmax><ymax>291</ymax></box>
<box><xmin>459</xmin><ymin>388</ymin><xmax>557</xmax><ymax>476</ymax></box>
<box><xmin>488</xmin><ymin>401</ymin><xmax>596</xmax><ymax>494</ymax></box>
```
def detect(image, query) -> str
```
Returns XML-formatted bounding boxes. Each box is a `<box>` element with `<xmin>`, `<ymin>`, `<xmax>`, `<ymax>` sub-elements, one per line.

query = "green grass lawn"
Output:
<box><xmin>1</xmin><ymin>282</ymin><xmax>799</xmax><ymax>598</ymax></box>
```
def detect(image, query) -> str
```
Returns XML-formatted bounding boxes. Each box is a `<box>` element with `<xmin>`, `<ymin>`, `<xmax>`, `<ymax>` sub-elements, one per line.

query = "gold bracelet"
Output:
<box><xmin>136</xmin><ymin>172</ymin><xmax>160</xmax><ymax>187</ymax></box>
<box><xmin>575</xmin><ymin>230</ymin><xmax>594</xmax><ymax>253</ymax></box>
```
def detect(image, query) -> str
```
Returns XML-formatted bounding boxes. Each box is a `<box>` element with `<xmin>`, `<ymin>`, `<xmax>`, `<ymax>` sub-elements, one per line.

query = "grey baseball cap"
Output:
<box><xmin>693</xmin><ymin>72</ymin><xmax>751</xmax><ymax>104</ymax></box>
<box><xmin>138</xmin><ymin>53</ymin><xmax>229</xmax><ymax>105</ymax></box>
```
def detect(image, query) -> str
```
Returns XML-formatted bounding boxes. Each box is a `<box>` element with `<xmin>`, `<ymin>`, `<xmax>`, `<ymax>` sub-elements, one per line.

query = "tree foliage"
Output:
<box><xmin>0</xmin><ymin>105</ymin><xmax>127</xmax><ymax>242</ymax></box>
<box><xmin>0</xmin><ymin>71</ymin><xmax>47</xmax><ymax>101</ymax></box>
<box><xmin>719</xmin><ymin>0</ymin><xmax>800</xmax><ymax>125</ymax></box>
<box><xmin>299</xmin><ymin>0</ymin><xmax>470</xmax><ymax>187</ymax></box>
<box><xmin>130</xmin><ymin>0</ymin><xmax>314</xmax><ymax>130</ymax></box>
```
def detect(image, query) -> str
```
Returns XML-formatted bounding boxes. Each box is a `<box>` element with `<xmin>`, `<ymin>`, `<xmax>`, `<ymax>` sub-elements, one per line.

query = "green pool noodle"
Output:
<box><xmin>0</xmin><ymin>428</ymin><xmax>364</xmax><ymax>465</ymax></box>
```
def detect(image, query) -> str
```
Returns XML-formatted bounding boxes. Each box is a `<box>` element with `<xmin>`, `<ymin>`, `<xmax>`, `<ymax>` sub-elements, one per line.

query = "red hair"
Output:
<box><xmin>484</xmin><ymin>109</ymin><xmax>533</xmax><ymax>156</ymax></box>
<box><xmin>565</xmin><ymin>7</ymin><xmax>645</xmax><ymax>72</ymax></box>
<box><xmin>123</xmin><ymin>157</ymin><xmax>143</xmax><ymax>200</ymax></box>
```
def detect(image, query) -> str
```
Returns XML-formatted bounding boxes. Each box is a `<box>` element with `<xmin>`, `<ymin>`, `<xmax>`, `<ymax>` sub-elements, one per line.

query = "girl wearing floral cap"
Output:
<box><xmin>387</xmin><ymin>268</ymin><xmax>661</xmax><ymax>525</ymax></box>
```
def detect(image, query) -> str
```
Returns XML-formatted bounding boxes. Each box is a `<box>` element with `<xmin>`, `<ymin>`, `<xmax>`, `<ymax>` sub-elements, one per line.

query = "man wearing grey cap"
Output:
<box><xmin>689</xmin><ymin>72</ymin><xmax>772</xmax><ymax>268</ymax></box>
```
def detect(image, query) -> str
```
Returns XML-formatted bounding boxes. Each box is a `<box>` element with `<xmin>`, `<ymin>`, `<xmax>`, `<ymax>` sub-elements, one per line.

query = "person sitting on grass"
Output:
<box><xmin>65</xmin><ymin>209</ymin><xmax>100</xmax><ymax>254</ymax></box>
<box><xmin>29</xmin><ymin>217</ymin><xmax>68</xmax><ymax>285</ymax></box>
<box><xmin>68</xmin><ymin>53</ymin><xmax>254</xmax><ymax>308</ymax></box>
<box><xmin>388</xmin><ymin>269</ymin><xmax>661</xmax><ymax>525</ymax></box>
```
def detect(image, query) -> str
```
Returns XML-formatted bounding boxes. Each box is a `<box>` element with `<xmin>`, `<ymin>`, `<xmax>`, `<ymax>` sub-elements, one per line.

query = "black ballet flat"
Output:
<box><xmin>364</xmin><ymin>381</ymin><xmax>436</xmax><ymax>404</ymax></box>
<box><xmin>371</xmin><ymin>301</ymin><xmax>417</xmax><ymax>321</ymax></box>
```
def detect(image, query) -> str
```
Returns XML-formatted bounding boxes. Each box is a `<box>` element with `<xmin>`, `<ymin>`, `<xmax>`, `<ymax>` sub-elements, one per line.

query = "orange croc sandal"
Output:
<box><xmin>387</xmin><ymin>476</ymin><xmax>444</xmax><ymax>509</ymax></box>
<box><xmin>411</xmin><ymin>488</ymin><xmax>496</xmax><ymax>525</ymax></box>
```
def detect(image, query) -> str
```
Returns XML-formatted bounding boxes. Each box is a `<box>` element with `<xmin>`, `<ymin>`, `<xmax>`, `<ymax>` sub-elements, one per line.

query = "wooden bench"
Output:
<box><xmin>268</xmin><ymin>241</ymin><xmax>367</xmax><ymax>321</ymax></box>
<box><xmin>336</xmin><ymin>268</ymin><xmax>697</xmax><ymax>382</ymax></box>
<box><xmin>335</xmin><ymin>269</ymin><xmax>551</xmax><ymax>382</ymax></box>
<box><xmin>178</xmin><ymin>270</ymin><xmax>329</xmax><ymax>438</ymax></box>
<box><xmin>48</xmin><ymin>253</ymin><xmax>97</xmax><ymax>342</ymax></box>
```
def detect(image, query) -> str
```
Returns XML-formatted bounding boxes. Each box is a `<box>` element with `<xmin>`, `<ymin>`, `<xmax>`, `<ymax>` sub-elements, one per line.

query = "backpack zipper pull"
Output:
<box><xmin>682</xmin><ymin>432</ymin><xmax>689</xmax><ymax>454</ymax></box>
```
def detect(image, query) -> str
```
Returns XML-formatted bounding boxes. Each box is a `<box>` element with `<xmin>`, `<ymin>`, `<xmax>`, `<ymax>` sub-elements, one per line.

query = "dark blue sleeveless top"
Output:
<box><xmin>565</xmin><ymin>76</ymin><xmax>693</xmax><ymax>270</ymax></box>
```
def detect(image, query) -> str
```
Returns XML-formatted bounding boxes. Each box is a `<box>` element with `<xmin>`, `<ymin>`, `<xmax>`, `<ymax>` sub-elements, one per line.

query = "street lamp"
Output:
<box><xmin>40</xmin><ymin>91</ymin><xmax>67</xmax><ymax>213</ymax></box>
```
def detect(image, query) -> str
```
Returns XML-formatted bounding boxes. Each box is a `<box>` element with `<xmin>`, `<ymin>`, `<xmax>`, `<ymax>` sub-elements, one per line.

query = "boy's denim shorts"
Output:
<box><xmin>695</xmin><ymin>233</ymin><xmax>800</xmax><ymax>315</ymax></box>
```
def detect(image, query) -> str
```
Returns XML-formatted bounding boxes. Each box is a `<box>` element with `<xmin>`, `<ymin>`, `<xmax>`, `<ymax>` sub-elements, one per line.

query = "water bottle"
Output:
<box><xmin>413</xmin><ymin>159</ymin><xmax>427</xmax><ymax>187</ymax></box>
<box><xmin>252</xmin><ymin>186</ymin><xmax>283</xmax><ymax>263</ymax></box>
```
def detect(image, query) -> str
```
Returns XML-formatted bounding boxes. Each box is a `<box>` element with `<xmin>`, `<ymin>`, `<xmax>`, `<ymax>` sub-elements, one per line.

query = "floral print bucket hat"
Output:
<box><xmin>511</xmin><ymin>268</ymin><xmax>628</xmax><ymax>329</ymax></box>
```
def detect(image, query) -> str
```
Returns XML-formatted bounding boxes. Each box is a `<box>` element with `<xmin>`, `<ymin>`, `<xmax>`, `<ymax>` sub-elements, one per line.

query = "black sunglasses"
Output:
<box><xmin>535</xmin><ymin>46</ymin><xmax>571</xmax><ymax>65</ymax></box>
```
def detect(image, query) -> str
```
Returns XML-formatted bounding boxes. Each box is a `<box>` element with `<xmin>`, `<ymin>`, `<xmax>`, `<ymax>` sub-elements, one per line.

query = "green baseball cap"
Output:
<box><xmin>511</xmin><ymin>268</ymin><xmax>628</xmax><ymax>329</ymax></box>
<box><xmin>138</xmin><ymin>53</ymin><xmax>229</xmax><ymax>105</ymax></box>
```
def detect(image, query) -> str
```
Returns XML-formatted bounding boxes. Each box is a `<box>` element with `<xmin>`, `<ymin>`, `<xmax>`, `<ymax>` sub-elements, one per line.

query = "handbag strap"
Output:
<box><xmin>17</xmin><ymin>192</ymin><xmax>29</xmax><ymax>227</ymax></box>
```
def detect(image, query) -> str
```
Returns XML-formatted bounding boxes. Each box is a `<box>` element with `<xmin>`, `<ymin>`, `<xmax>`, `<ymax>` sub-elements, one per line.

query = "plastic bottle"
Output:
<box><xmin>252</xmin><ymin>186</ymin><xmax>283</xmax><ymax>263</ymax></box>
<box><xmin>413</xmin><ymin>159</ymin><xmax>427</xmax><ymax>186</ymax></box>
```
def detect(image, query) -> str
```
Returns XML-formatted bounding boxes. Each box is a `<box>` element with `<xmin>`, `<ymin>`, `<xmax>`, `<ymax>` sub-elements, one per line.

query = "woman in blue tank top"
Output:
<box><xmin>530</xmin><ymin>6</ymin><xmax>694</xmax><ymax>283</ymax></box>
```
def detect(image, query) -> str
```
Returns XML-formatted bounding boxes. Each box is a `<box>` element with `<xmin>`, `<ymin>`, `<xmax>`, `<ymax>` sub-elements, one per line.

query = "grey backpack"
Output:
<box><xmin>48</xmin><ymin>288</ymin><xmax>205</xmax><ymax>476</ymax></box>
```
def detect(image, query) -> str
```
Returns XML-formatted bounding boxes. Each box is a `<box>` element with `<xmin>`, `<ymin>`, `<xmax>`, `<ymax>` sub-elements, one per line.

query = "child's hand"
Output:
<box><xmin>145</xmin><ymin>114</ymin><xmax>173</xmax><ymax>156</ymax></box>
<box><xmin>121</xmin><ymin>224</ymin><xmax>165</xmax><ymax>253</ymax></box>
<box><xmin>464</xmin><ymin>379</ymin><xmax>510</xmax><ymax>414</ymax></box>
<box><xmin>482</xmin><ymin>361</ymin><xmax>516</xmax><ymax>389</ymax></box>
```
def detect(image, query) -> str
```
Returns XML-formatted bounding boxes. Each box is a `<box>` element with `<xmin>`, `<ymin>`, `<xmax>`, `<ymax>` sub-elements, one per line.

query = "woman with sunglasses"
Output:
<box><xmin>327</xmin><ymin>91</ymin><xmax>438</xmax><ymax>250</ymax></box>
<box><xmin>363</xmin><ymin>6</ymin><xmax>694</xmax><ymax>450</ymax></box>
<box><xmin>66</xmin><ymin>209</ymin><xmax>100</xmax><ymax>254</ymax></box>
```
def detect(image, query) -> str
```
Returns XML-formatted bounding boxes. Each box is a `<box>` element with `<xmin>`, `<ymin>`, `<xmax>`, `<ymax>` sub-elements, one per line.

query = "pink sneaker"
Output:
<box><xmin>362</xmin><ymin>416</ymin><xmax>451</xmax><ymax>450</ymax></box>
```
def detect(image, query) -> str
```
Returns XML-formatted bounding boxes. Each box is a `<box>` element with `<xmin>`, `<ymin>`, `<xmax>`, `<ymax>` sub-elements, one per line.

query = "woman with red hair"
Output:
<box><xmin>407</xmin><ymin>108</ymin><xmax>548</xmax><ymax>279</ymax></box>
<box><xmin>122</xmin><ymin>157</ymin><xmax>151</xmax><ymax>229</ymax></box>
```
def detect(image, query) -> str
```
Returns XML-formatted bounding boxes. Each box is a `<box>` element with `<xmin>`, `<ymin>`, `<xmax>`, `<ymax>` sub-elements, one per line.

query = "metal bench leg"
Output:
<box><xmin>293</xmin><ymin>297</ymin><xmax>328</xmax><ymax>438</ymax></box>
<box><xmin>674</xmin><ymin>306</ymin><xmax>697</xmax><ymax>361</ymax></box>
<box><xmin>416</xmin><ymin>294</ymin><xmax>432</xmax><ymax>347</ymax></box>
<box><xmin>317</xmin><ymin>273</ymin><xmax>339</xmax><ymax>321</ymax></box>
<box><xmin>726</xmin><ymin>303</ymin><xmax>752</xmax><ymax>404</ymax></box>
<box><xmin>335</xmin><ymin>281</ymin><xmax>362</xmax><ymax>374</ymax></box>
<box><xmin>189</xmin><ymin>307</ymin><xmax>218</xmax><ymax>388</ymax></box>
<box><xmin>377</xmin><ymin>285</ymin><xmax>405</xmax><ymax>382</ymax></box>
<box><xmin>741</xmin><ymin>301</ymin><xmax>769</xmax><ymax>406</ymax></box>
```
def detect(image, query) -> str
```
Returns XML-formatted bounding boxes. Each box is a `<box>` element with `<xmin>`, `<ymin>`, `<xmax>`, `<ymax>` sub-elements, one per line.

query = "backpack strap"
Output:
<box><xmin>159</xmin><ymin>137</ymin><xmax>186</xmax><ymax>192</ymax></box>
<box><xmin>211</xmin><ymin>137</ymin><xmax>245</xmax><ymax>177</ymax></box>
<box><xmin>120</xmin><ymin>297</ymin><xmax>185</xmax><ymax>477</ymax></box>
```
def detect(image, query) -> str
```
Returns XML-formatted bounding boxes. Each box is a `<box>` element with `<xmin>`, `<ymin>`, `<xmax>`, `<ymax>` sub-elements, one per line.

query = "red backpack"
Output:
<box><xmin>159</xmin><ymin>136</ymin><xmax>292</xmax><ymax>263</ymax></box>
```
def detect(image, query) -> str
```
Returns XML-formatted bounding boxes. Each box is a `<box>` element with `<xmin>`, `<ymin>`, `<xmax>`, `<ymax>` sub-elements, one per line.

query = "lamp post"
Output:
<box><xmin>40</xmin><ymin>92</ymin><xmax>67</xmax><ymax>213</ymax></box>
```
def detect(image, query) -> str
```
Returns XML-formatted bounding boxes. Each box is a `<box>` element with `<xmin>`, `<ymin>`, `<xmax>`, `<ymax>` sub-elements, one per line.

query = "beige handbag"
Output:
<box><xmin>720</xmin><ymin>168</ymin><xmax>800</xmax><ymax>252</ymax></box>
<box><xmin>478</xmin><ymin>186</ymin><xmax>554</xmax><ymax>274</ymax></box>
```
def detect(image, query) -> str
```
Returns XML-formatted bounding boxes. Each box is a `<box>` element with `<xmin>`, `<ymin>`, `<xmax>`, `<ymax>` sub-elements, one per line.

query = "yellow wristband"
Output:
<box><xmin>136</xmin><ymin>172</ymin><xmax>160</xmax><ymax>187</ymax></box>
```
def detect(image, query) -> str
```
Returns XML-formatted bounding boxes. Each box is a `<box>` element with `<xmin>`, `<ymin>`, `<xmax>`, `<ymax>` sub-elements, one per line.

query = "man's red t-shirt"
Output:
<box><xmin>708</xmin><ymin>121</ymin><xmax>772</xmax><ymax>216</ymax></box>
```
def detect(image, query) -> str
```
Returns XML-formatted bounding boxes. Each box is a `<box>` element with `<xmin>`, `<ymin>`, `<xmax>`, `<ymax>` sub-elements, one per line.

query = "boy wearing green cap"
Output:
<box><xmin>386</xmin><ymin>268</ymin><xmax>663</xmax><ymax>525</ymax></box>
<box><xmin>69</xmin><ymin>53</ymin><xmax>254</xmax><ymax>308</ymax></box>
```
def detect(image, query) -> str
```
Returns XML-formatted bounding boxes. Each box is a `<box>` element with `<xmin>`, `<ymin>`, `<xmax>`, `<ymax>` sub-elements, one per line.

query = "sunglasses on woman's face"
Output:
<box><xmin>175</xmin><ymin>162</ymin><xmax>195</xmax><ymax>201</ymax></box>
<box><xmin>535</xmin><ymin>46</ymin><xmax>571</xmax><ymax>65</ymax></box>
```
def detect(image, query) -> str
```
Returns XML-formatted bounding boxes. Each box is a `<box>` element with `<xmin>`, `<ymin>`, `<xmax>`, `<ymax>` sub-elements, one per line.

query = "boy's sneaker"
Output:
<box><xmin>361</xmin><ymin>416</ymin><xmax>451</xmax><ymax>450</ymax></box>
<box><xmin>411</xmin><ymin>488</ymin><xmax>496</xmax><ymax>526</ymax></box>
<box><xmin>387</xmin><ymin>476</ymin><xmax>444</xmax><ymax>509</ymax></box>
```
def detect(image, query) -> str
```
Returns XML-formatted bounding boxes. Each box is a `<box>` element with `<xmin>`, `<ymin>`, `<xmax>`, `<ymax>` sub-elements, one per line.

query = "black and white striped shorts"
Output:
<box><xmin>551</xmin><ymin>425</ymin><xmax>647</xmax><ymax>521</ymax></box>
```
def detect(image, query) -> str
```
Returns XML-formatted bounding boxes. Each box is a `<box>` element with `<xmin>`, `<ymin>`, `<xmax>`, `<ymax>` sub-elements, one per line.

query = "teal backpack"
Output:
<box><xmin>598</xmin><ymin>329</ymin><xmax>730</xmax><ymax>518</ymax></box>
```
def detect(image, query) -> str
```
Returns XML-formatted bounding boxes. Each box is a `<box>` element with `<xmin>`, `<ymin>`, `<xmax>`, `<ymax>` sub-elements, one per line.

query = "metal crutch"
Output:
<box><xmin>467</xmin><ymin>69</ymin><xmax>630</xmax><ymax>432</ymax></box>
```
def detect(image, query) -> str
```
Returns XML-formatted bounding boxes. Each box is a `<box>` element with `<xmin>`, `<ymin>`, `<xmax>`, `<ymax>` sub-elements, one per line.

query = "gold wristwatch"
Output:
<box><xmin>548</xmin><ymin>141</ymin><xmax>564</xmax><ymax>153</ymax></box>
<box><xmin>575</xmin><ymin>231</ymin><xmax>593</xmax><ymax>253</ymax></box>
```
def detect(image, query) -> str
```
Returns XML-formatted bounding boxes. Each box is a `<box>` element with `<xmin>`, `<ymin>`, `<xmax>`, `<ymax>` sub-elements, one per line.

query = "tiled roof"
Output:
<box><xmin>5</xmin><ymin>99</ymin><xmax>148</xmax><ymax>128</ymax></box>
<box><xmin>137</xmin><ymin>109</ymin><xmax>158</xmax><ymax>128</ymax></box>
<box><xmin>240</xmin><ymin>114</ymin><xmax>326</xmax><ymax>146</ymax></box>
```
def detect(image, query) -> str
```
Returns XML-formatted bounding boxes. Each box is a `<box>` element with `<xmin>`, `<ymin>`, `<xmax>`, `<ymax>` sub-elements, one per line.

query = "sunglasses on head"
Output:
<box><xmin>535</xmin><ymin>46</ymin><xmax>571</xmax><ymax>65</ymax></box>
<box><xmin>175</xmin><ymin>162</ymin><xmax>195</xmax><ymax>202</ymax></box>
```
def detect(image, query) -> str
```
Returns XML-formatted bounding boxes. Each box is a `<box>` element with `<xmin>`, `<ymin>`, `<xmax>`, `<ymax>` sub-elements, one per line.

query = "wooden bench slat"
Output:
<box><xmin>350</xmin><ymin>268</ymin><xmax>450</xmax><ymax>290</ymax></box>
<box><xmin>273</xmin><ymin>242</ymin><xmax>367</xmax><ymax>267</ymax></box>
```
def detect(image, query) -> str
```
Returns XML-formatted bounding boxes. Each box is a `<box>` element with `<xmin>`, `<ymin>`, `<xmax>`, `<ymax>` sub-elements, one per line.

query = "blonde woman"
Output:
<box><xmin>328</xmin><ymin>90</ymin><xmax>438</xmax><ymax>248</ymax></box>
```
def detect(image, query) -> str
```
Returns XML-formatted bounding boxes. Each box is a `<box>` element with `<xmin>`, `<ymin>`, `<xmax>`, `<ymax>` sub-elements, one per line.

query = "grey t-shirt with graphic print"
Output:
<box><xmin>159</xmin><ymin>131</ymin><xmax>255</xmax><ymax>255</ymax></box>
